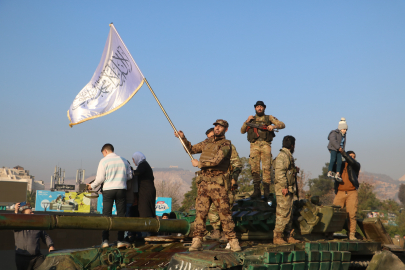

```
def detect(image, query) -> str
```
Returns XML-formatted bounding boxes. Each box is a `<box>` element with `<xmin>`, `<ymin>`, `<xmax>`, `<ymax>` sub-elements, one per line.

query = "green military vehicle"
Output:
<box><xmin>1</xmin><ymin>195</ymin><xmax>404</xmax><ymax>270</ymax></box>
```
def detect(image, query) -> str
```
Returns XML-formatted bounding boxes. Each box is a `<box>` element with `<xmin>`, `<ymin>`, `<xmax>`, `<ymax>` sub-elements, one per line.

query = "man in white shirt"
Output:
<box><xmin>87</xmin><ymin>143</ymin><xmax>132</xmax><ymax>248</ymax></box>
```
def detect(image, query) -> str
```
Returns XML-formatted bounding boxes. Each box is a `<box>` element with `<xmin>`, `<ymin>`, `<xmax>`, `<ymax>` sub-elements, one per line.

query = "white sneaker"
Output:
<box><xmin>102</xmin><ymin>240</ymin><xmax>109</xmax><ymax>248</ymax></box>
<box><xmin>335</xmin><ymin>174</ymin><xmax>343</xmax><ymax>183</ymax></box>
<box><xmin>327</xmin><ymin>171</ymin><xmax>334</xmax><ymax>179</ymax></box>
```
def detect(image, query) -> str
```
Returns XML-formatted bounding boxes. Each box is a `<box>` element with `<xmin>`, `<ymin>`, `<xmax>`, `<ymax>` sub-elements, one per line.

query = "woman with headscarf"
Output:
<box><xmin>132</xmin><ymin>152</ymin><xmax>156</xmax><ymax>218</ymax></box>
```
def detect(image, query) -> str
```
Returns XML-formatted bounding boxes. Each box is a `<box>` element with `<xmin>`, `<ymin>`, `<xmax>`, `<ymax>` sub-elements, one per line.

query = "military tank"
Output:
<box><xmin>1</xmin><ymin>194</ymin><xmax>404</xmax><ymax>270</ymax></box>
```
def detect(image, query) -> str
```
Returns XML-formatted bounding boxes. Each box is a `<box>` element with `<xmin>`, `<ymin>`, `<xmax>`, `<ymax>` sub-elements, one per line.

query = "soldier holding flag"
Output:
<box><xmin>175</xmin><ymin>120</ymin><xmax>242</xmax><ymax>252</ymax></box>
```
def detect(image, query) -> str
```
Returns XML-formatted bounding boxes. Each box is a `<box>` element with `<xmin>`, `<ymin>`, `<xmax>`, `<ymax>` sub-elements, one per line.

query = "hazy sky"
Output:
<box><xmin>1</xmin><ymin>1</ymin><xmax>404</xmax><ymax>185</ymax></box>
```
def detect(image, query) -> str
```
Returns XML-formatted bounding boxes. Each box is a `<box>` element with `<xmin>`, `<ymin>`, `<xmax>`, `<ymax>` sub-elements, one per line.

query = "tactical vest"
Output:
<box><xmin>247</xmin><ymin>115</ymin><xmax>275</xmax><ymax>143</ymax></box>
<box><xmin>280</xmin><ymin>148</ymin><xmax>296</xmax><ymax>187</ymax></box>
<box><xmin>199</xmin><ymin>138</ymin><xmax>231</xmax><ymax>173</ymax></box>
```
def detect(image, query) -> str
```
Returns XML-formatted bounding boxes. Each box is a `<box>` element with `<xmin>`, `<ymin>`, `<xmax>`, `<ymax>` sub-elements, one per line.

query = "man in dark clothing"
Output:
<box><xmin>333</xmin><ymin>150</ymin><xmax>360</xmax><ymax>240</ymax></box>
<box><xmin>132</xmin><ymin>152</ymin><xmax>156</xmax><ymax>218</ymax></box>
<box><xmin>14</xmin><ymin>202</ymin><xmax>55</xmax><ymax>270</ymax></box>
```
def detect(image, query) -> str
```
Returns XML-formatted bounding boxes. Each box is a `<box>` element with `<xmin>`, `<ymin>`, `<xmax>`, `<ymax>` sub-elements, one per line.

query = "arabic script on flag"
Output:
<box><xmin>68</xmin><ymin>25</ymin><xmax>144</xmax><ymax>127</ymax></box>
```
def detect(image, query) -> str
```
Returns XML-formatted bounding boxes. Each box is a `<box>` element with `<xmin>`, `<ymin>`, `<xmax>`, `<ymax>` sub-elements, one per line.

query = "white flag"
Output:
<box><xmin>67</xmin><ymin>25</ymin><xmax>144</xmax><ymax>127</ymax></box>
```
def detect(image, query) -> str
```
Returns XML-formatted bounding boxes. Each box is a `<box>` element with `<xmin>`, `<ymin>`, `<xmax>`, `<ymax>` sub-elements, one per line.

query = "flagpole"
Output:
<box><xmin>109</xmin><ymin>23</ymin><xmax>193</xmax><ymax>160</ymax></box>
<box><xmin>143</xmin><ymin>78</ymin><xmax>194</xmax><ymax>160</ymax></box>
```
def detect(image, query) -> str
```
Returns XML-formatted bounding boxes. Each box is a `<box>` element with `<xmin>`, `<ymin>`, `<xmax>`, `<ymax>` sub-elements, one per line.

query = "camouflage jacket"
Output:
<box><xmin>182</xmin><ymin>135</ymin><xmax>232</xmax><ymax>176</ymax></box>
<box><xmin>229</xmin><ymin>144</ymin><xmax>242</xmax><ymax>174</ymax></box>
<box><xmin>274</xmin><ymin>147</ymin><xmax>296</xmax><ymax>196</ymax></box>
<box><xmin>240</xmin><ymin>114</ymin><xmax>285</xmax><ymax>134</ymax></box>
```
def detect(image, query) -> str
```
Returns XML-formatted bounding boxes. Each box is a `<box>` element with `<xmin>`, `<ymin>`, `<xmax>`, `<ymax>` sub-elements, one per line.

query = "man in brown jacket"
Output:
<box><xmin>333</xmin><ymin>149</ymin><xmax>360</xmax><ymax>240</ymax></box>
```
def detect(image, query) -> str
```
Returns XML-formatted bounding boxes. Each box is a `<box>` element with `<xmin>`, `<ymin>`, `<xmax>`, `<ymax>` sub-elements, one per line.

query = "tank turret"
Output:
<box><xmin>1</xmin><ymin>196</ymin><xmax>404</xmax><ymax>270</ymax></box>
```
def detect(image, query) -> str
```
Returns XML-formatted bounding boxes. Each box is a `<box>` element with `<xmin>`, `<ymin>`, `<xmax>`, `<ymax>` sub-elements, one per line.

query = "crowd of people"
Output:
<box><xmin>175</xmin><ymin>100</ymin><xmax>361</xmax><ymax>249</ymax></box>
<box><xmin>12</xmin><ymin>100</ymin><xmax>363</xmax><ymax>269</ymax></box>
<box><xmin>86</xmin><ymin>144</ymin><xmax>157</xmax><ymax>248</ymax></box>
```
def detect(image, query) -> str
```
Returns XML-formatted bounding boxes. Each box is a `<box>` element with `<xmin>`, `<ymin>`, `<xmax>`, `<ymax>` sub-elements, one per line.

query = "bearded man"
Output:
<box><xmin>241</xmin><ymin>101</ymin><xmax>285</xmax><ymax>200</ymax></box>
<box><xmin>175</xmin><ymin>119</ymin><xmax>241</xmax><ymax>252</ymax></box>
<box><xmin>273</xmin><ymin>135</ymin><xmax>300</xmax><ymax>244</ymax></box>
<box><xmin>205</xmin><ymin>127</ymin><xmax>242</xmax><ymax>241</ymax></box>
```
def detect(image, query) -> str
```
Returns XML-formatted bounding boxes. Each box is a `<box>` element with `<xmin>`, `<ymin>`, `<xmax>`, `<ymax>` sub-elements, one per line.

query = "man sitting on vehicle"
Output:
<box><xmin>14</xmin><ymin>202</ymin><xmax>55</xmax><ymax>270</ymax></box>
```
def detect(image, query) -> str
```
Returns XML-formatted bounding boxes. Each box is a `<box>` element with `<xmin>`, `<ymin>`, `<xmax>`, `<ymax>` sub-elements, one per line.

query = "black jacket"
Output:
<box><xmin>134</xmin><ymin>161</ymin><xmax>156</xmax><ymax>218</ymax></box>
<box><xmin>14</xmin><ymin>229</ymin><xmax>53</xmax><ymax>256</ymax></box>
<box><xmin>334</xmin><ymin>151</ymin><xmax>360</xmax><ymax>194</ymax></box>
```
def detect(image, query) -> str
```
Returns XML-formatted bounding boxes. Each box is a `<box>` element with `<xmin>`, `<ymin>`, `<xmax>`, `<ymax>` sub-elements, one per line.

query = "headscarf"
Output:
<box><xmin>132</xmin><ymin>152</ymin><xmax>146</xmax><ymax>166</ymax></box>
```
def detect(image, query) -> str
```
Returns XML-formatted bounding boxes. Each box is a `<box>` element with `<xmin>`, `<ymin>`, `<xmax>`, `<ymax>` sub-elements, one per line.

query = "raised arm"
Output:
<box><xmin>341</xmin><ymin>151</ymin><xmax>360</xmax><ymax>172</ymax></box>
<box><xmin>174</xmin><ymin>130</ymin><xmax>206</xmax><ymax>154</ymax></box>
<box><xmin>269</xmin><ymin>115</ymin><xmax>285</xmax><ymax>129</ymax></box>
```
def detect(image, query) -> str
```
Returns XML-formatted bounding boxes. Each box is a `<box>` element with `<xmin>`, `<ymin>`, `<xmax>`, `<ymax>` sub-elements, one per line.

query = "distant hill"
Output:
<box><xmin>359</xmin><ymin>171</ymin><xmax>401</xmax><ymax>201</ymax></box>
<box><xmin>152</xmin><ymin>168</ymin><xmax>194</xmax><ymax>201</ymax></box>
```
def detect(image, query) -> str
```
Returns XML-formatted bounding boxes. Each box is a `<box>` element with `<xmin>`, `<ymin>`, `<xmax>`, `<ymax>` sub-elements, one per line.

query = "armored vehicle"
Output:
<box><xmin>1</xmin><ymin>195</ymin><xmax>404</xmax><ymax>270</ymax></box>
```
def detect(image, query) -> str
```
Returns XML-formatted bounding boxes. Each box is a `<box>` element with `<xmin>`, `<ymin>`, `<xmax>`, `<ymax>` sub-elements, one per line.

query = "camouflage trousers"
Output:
<box><xmin>274</xmin><ymin>194</ymin><xmax>293</xmax><ymax>233</ymax></box>
<box><xmin>249</xmin><ymin>141</ymin><xmax>272</xmax><ymax>184</ymax></box>
<box><xmin>208</xmin><ymin>191</ymin><xmax>235</xmax><ymax>230</ymax></box>
<box><xmin>194</xmin><ymin>181</ymin><xmax>236</xmax><ymax>240</ymax></box>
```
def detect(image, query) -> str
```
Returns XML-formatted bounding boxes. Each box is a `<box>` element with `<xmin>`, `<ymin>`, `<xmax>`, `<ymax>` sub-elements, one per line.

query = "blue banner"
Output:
<box><xmin>156</xmin><ymin>197</ymin><xmax>172</xmax><ymax>216</ymax></box>
<box><xmin>97</xmin><ymin>194</ymin><xmax>117</xmax><ymax>215</ymax></box>
<box><xmin>96</xmin><ymin>196</ymin><xmax>172</xmax><ymax>216</ymax></box>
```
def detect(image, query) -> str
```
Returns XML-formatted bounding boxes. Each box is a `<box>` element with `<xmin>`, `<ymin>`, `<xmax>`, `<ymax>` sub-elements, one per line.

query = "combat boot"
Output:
<box><xmin>189</xmin><ymin>238</ymin><xmax>203</xmax><ymax>251</ymax></box>
<box><xmin>284</xmin><ymin>229</ymin><xmax>301</xmax><ymax>244</ymax></box>
<box><xmin>349</xmin><ymin>233</ymin><xmax>357</xmax><ymax>240</ymax></box>
<box><xmin>206</xmin><ymin>229</ymin><xmax>221</xmax><ymax>240</ymax></box>
<box><xmin>228</xmin><ymin>238</ymin><xmax>242</xmax><ymax>252</ymax></box>
<box><xmin>219</xmin><ymin>231</ymin><xmax>227</xmax><ymax>243</ymax></box>
<box><xmin>273</xmin><ymin>230</ymin><xmax>287</xmax><ymax>245</ymax></box>
<box><xmin>250</xmin><ymin>173</ymin><xmax>262</xmax><ymax>199</ymax></box>
<box><xmin>263</xmin><ymin>183</ymin><xmax>270</xmax><ymax>201</ymax></box>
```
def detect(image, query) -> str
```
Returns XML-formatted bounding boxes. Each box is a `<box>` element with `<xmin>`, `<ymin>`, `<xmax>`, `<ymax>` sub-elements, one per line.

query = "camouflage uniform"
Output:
<box><xmin>274</xmin><ymin>147</ymin><xmax>296</xmax><ymax>233</ymax></box>
<box><xmin>182</xmin><ymin>134</ymin><xmax>237</xmax><ymax>240</ymax></box>
<box><xmin>208</xmin><ymin>144</ymin><xmax>242</xmax><ymax>230</ymax></box>
<box><xmin>241</xmin><ymin>115</ymin><xmax>285</xmax><ymax>184</ymax></box>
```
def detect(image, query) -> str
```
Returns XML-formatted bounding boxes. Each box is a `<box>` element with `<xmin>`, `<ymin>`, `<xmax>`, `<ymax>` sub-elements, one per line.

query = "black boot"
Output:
<box><xmin>263</xmin><ymin>183</ymin><xmax>270</xmax><ymax>201</ymax></box>
<box><xmin>250</xmin><ymin>173</ymin><xmax>262</xmax><ymax>199</ymax></box>
<box><xmin>250</xmin><ymin>183</ymin><xmax>261</xmax><ymax>200</ymax></box>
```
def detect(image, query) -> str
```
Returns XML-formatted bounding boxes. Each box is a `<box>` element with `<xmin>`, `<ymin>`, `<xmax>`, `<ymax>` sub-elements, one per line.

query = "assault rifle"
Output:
<box><xmin>293</xmin><ymin>166</ymin><xmax>300</xmax><ymax>200</ymax></box>
<box><xmin>246</xmin><ymin>122</ymin><xmax>278</xmax><ymax>138</ymax></box>
<box><xmin>295</xmin><ymin>170</ymin><xmax>299</xmax><ymax>200</ymax></box>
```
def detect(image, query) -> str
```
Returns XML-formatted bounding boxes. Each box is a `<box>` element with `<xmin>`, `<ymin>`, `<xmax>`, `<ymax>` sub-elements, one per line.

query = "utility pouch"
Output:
<box><xmin>287</xmin><ymin>170</ymin><xmax>294</xmax><ymax>187</ymax></box>
<box><xmin>224</xmin><ymin>174</ymin><xmax>231</xmax><ymax>190</ymax></box>
<box><xmin>195</xmin><ymin>175</ymin><xmax>204</xmax><ymax>185</ymax></box>
<box><xmin>211</xmin><ymin>174</ymin><xmax>225</xmax><ymax>186</ymax></box>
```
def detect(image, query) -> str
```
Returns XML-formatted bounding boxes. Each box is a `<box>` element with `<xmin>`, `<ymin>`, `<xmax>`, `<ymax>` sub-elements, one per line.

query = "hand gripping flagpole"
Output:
<box><xmin>109</xmin><ymin>23</ymin><xmax>193</xmax><ymax>160</ymax></box>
